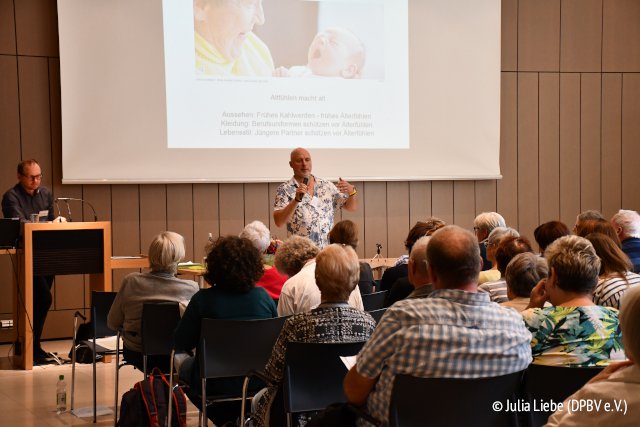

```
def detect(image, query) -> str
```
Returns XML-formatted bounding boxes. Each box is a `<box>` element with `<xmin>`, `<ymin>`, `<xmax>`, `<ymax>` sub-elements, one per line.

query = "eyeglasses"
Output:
<box><xmin>21</xmin><ymin>173</ymin><xmax>43</xmax><ymax>181</ymax></box>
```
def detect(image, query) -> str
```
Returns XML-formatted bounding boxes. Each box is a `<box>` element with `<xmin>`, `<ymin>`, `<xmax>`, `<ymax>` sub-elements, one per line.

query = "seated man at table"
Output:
<box><xmin>344</xmin><ymin>225</ymin><xmax>532</xmax><ymax>426</ymax></box>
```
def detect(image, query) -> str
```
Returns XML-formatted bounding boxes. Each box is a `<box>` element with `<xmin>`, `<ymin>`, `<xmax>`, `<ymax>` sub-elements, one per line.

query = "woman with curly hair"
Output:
<box><xmin>174</xmin><ymin>235</ymin><xmax>277</xmax><ymax>426</ymax></box>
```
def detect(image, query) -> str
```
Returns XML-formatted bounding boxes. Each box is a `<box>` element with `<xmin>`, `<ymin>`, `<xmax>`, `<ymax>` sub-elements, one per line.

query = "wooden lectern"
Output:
<box><xmin>15</xmin><ymin>221</ymin><xmax>112</xmax><ymax>369</ymax></box>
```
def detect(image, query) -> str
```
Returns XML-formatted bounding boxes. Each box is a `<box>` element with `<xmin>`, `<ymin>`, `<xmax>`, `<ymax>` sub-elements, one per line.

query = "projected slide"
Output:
<box><xmin>162</xmin><ymin>0</ymin><xmax>408</xmax><ymax>149</ymax></box>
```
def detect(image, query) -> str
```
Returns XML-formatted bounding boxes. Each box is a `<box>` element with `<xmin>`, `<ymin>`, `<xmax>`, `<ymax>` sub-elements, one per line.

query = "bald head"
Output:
<box><xmin>289</xmin><ymin>147</ymin><xmax>312</xmax><ymax>179</ymax></box>
<box><xmin>408</xmin><ymin>236</ymin><xmax>431</xmax><ymax>288</ymax></box>
<box><xmin>426</xmin><ymin>225</ymin><xmax>482</xmax><ymax>289</ymax></box>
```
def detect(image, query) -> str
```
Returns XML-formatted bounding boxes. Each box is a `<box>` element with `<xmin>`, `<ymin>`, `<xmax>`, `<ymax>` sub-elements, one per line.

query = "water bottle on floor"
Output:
<box><xmin>56</xmin><ymin>374</ymin><xmax>67</xmax><ymax>414</ymax></box>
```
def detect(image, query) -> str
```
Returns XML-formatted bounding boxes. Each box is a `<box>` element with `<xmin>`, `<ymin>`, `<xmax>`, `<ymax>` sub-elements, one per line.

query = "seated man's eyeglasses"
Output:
<box><xmin>22</xmin><ymin>173</ymin><xmax>43</xmax><ymax>181</ymax></box>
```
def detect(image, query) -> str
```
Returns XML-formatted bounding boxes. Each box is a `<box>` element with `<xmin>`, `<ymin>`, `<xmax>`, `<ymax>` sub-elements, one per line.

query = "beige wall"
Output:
<box><xmin>1</xmin><ymin>0</ymin><xmax>639</xmax><ymax>340</ymax></box>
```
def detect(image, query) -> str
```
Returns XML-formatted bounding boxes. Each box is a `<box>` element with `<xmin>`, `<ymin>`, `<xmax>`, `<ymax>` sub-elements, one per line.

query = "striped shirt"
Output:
<box><xmin>593</xmin><ymin>271</ymin><xmax>640</xmax><ymax>309</ymax></box>
<box><xmin>356</xmin><ymin>289</ymin><xmax>532</xmax><ymax>426</ymax></box>
<box><xmin>478</xmin><ymin>278</ymin><xmax>509</xmax><ymax>303</ymax></box>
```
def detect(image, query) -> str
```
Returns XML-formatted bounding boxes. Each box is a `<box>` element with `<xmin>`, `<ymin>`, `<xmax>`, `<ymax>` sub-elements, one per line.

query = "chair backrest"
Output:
<box><xmin>91</xmin><ymin>291</ymin><xmax>118</xmax><ymax>338</ymax></box>
<box><xmin>362</xmin><ymin>291</ymin><xmax>388</xmax><ymax>311</ymax></box>
<box><xmin>141</xmin><ymin>302</ymin><xmax>181</xmax><ymax>357</ymax></box>
<box><xmin>367</xmin><ymin>308</ymin><xmax>387</xmax><ymax>324</ymax></box>
<box><xmin>389</xmin><ymin>371</ymin><xmax>525</xmax><ymax>427</ymax></box>
<box><xmin>283</xmin><ymin>341</ymin><xmax>366</xmax><ymax>414</ymax></box>
<box><xmin>199</xmin><ymin>317</ymin><xmax>288</xmax><ymax>379</ymax></box>
<box><xmin>524</xmin><ymin>364</ymin><xmax>604</xmax><ymax>427</ymax></box>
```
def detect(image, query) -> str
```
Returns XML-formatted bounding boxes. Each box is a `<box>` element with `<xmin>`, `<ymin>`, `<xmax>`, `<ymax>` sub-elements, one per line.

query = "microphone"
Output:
<box><xmin>54</xmin><ymin>198</ymin><xmax>98</xmax><ymax>221</ymax></box>
<box><xmin>296</xmin><ymin>176</ymin><xmax>309</xmax><ymax>202</ymax></box>
<box><xmin>54</xmin><ymin>199</ymin><xmax>62</xmax><ymax>221</ymax></box>
<box><xmin>62</xmin><ymin>199</ymin><xmax>72</xmax><ymax>222</ymax></box>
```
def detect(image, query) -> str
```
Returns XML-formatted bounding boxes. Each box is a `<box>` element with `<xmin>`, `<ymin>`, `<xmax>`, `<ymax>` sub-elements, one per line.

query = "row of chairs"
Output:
<box><xmin>72</xmin><ymin>291</ymin><xmax>599</xmax><ymax>427</ymax></box>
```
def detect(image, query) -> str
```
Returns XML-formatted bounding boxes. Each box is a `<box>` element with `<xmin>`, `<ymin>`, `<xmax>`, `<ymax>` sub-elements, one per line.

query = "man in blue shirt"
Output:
<box><xmin>611</xmin><ymin>209</ymin><xmax>640</xmax><ymax>273</ymax></box>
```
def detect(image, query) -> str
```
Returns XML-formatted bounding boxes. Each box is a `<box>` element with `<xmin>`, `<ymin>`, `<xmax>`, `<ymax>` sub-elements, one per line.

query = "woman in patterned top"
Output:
<box><xmin>252</xmin><ymin>244</ymin><xmax>376</xmax><ymax>427</ymax></box>
<box><xmin>585</xmin><ymin>232</ymin><xmax>640</xmax><ymax>309</ymax></box>
<box><xmin>522</xmin><ymin>235</ymin><xmax>623</xmax><ymax>366</ymax></box>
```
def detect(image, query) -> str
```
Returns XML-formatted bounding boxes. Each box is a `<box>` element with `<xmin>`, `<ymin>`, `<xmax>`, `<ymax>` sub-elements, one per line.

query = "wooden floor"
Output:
<box><xmin>0</xmin><ymin>339</ymin><xmax>202</xmax><ymax>426</ymax></box>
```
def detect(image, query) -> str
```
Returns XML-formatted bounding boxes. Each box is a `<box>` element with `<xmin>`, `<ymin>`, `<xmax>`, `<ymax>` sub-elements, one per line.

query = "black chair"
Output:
<box><xmin>362</xmin><ymin>291</ymin><xmax>388</xmax><ymax>311</ymax></box>
<box><xmin>70</xmin><ymin>290</ymin><xmax>117</xmax><ymax>423</ymax></box>
<box><xmin>367</xmin><ymin>308</ymin><xmax>387</xmax><ymax>324</ymax></box>
<box><xmin>523</xmin><ymin>364</ymin><xmax>604</xmax><ymax>427</ymax></box>
<box><xmin>186</xmin><ymin>317</ymin><xmax>287</xmax><ymax>427</ymax></box>
<box><xmin>283</xmin><ymin>341</ymin><xmax>366</xmax><ymax>427</ymax></box>
<box><xmin>389</xmin><ymin>371</ymin><xmax>525</xmax><ymax>427</ymax></box>
<box><xmin>114</xmin><ymin>301</ymin><xmax>181</xmax><ymax>424</ymax></box>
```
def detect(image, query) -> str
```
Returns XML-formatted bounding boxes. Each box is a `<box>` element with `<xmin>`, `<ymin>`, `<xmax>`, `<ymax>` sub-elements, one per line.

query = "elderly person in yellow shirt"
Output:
<box><xmin>194</xmin><ymin>0</ymin><xmax>274</xmax><ymax>76</ymax></box>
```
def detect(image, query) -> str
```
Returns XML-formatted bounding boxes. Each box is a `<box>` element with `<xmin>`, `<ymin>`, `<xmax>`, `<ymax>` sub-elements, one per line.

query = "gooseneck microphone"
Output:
<box><xmin>54</xmin><ymin>198</ymin><xmax>99</xmax><ymax>221</ymax></box>
<box><xmin>296</xmin><ymin>176</ymin><xmax>309</xmax><ymax>202</ymax></box>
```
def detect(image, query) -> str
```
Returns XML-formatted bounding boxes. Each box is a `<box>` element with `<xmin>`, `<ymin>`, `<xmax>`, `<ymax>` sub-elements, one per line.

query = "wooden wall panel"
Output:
<box><xmin>560</xmin><ymin>0</ymin><xmax>602</xmax><ymax>72</ymax></box>
<box><xmin>111</xmin><ymin>185</ymin><xmax>140</xmax><ymax>289</ymax></box>
<box><xmin>603</xmin><ymin>0</ymin><xmax>640</xmax><ymax>71</ymax></box>
<box><xmin>362</xmin><ymin>182</ymin><xmax>387</xmax><ymax>258</ymax></box>
<box><xmin>193</xmin><ymin>184</ymin><xmax>219</xmax><ymax>261</ymax></box>
<box><xmin>538</xmin><ymin>73</ymin><xmax>561</xmax><ymax>222</ymax></box>
<box><xmin>580</xmin><ymin>73</ymin><xmax>602</xmax><ymax>212</ymax></box>
<box><xmin>497</xmin><ymin>73</ymin><xmax>518</xmax><ymax>225</ymax></box>
<box><xmin>501</xmin><ymin>0</ymin><xmax>518</xmax><ymax>71</ymax></box>
<box><xmin>621</xmin><ymin>74</ymin><xmax>640</xmax><ymax>210</ymax></box>
<box><xmin>517</xmin><ymin>73</ymin><xmax>539</xmax><ymax>239</ymax></box>
<box><xmin>14</xmin><ymin>0</ymin><xmax>58</xmax><ymax>57</ymax></box>
<box><xmin>518</xmin><ymin>0</ymin><xmax>560</xmax><ymax>71</ymax></box>
<box><xmin>386</xmin><ymin>182</ymin><xmax>409</xmax><ymax>259</ymax></box>
<box><xmin>409</xmin><ymin>181</ymin><xmax>431</xmax><ymax>225</ymax></box>
<box><xmin>167</xmin><ymin>184</ymin><xmax>194</xmax><ymax>262</ymax></box>
<box><xmin>0</xmin><ymin>56</ymin><xmax>21</xmax><ymax>199</ymax></box>
<box><xmin>17</xmin><ymin>57</ymin><xmax>51</xmax><ymax>174</ymax></box>
<box><xmin>42</xmin><ymin>310</ymin><xmax>74</xmax><ymax>340</ymax></box>
<box><xmin>218</xmin><ymin>183</ymin><xmax>245</xmax><ymax>236</ymax></box>
<box><xmin>244</xmin><ymin>183</ymin><xmax>271</xmax><ymax>228</ymax></box>
<box><xmin>139</xmin><ymin>184</ymin><xmax>167</xmax><ymax>253</ymax></box>
<box><xmin>453</xmin><ymin>181</ymin><xmax>475</xmax><ymax>229</ymax></box>
<box><xmin>431</xmin><ymin>181</ymin><xmax>454</xmax><ymax>225</ymax></box>
<box><xmin>601</xmin><ymin>74</ymin><xmax>622</xmax><ymax>217</ymax></box>
<box><xmin>559</xmin><ymin>74</ymin><xmax>581</xmax><ymax>227</ymax></box>
<box><xmin>474</xmin><ymin>180</ymin><xmax>497</xmax><ymax>216</ymax></box>
<box><xmin>0</xmin><ymin>0</ymin><xmax>16</xmax><ymax>54</ymax></box>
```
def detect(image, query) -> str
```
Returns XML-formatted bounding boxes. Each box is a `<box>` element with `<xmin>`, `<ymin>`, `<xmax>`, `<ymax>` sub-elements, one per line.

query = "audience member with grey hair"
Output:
<box><xmin>546</xmin><ymin>285</ymin><xmax>640</xmax><ymax>427</ymax></box>
<box><xmin>501</xmin><ymin>252</ymin><xmax>548</xmax><ymax>312</ymax></box>
<box><xmin>274</xmin><ymin>235</ymin><xmax>319</xmax><ymax>277</ymax></box>
<box><xmin>241</xmin><ymin>221</ymin><xmax>288</xmax><ymax>300</ymax></box>
<box><xmin>473</xmin><ymin>212</ymin><xmax>506</xmax><ymax>270</ymax></box>
<box><xmin>521</xmin><ymin>235</ymin><xmax>623</xmax><ymax>366</ymax></box>
<box><xmin>611</xmin><ymin>209</ymin><xmax>640</xmax><ymax>273</ymax></box>
<box><xmin>385</xmin><ymin>236</ymin><xmax>434</xmax><ymax>306</ymax></box>
<box><xmin>574</xmin><ymin>209</ymin><xmax>605</xmax><ymax>233</ymax></box>
<box><xmin>252</xmin><ymin>244</ymin><xmax>375</xmax><ymax>426</ymax></box>
<box><xmin>478</xmin><ymin>227</ymin><xmax>520</xmax><ymax>284</ymax></box>
<box><xmin>240</xmin><ymin>220</ymin><xmax>272</xmax><ymax>253</ymax></box>
<box><xmin>107</xmin><ymin>231</ymin><xmax>199</xmax><ymax>372</ymax></box>
<box><xmin>276</xmin><ymin>236</ymin><xmax>363</xmax><ymax>316</ymax></box>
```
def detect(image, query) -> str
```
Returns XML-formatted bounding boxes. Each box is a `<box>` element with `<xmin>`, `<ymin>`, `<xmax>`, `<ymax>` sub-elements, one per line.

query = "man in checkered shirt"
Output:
<box><xmin>344</xmin><ymin>225</ymin><xmax>532</xmax><ymax>426</ymax></box>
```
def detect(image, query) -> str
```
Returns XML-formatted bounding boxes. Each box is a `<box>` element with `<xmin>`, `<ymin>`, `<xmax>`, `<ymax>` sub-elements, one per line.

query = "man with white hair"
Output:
<box><xmin>473</xmin><ymin>212</ymin><xmax>506</xmax><ymax>270</ymax></box>
<box><xmin>611</xmin><ymin>209</ymin><xmax>640</xmax><ymax>273</ymax></box>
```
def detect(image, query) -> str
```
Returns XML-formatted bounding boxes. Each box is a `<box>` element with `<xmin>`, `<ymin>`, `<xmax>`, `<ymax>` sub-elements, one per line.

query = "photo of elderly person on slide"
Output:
<box><xmin>273</xmin><ymin>27</ymin><xmax>366</xmax><ymax>79</ymax></box>
<box><xmin>193</xmin><ymin>0</ymin><xmax>274</xmax><ymax>76</ymax></box>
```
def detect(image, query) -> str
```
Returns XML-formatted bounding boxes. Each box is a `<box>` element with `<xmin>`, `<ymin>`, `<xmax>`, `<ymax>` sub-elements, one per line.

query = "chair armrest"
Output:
<box><xmin>245</xmin><ymin>369</ymin><xmax>274</xmax><ymax>386</ymax></box>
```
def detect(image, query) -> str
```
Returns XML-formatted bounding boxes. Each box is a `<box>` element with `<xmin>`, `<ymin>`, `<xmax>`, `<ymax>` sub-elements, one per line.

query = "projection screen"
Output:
<box><xmin>57</xmin><ymin>0</ymin><xmax>501</xmax><ymax>183</ymax></box>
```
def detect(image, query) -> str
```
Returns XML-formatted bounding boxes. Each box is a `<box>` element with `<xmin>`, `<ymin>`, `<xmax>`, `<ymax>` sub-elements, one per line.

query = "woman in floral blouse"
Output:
<box><xmin>521</xmin><ymin>235</ymin><xmax>623</xmax><ymax>366</ymax></box>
